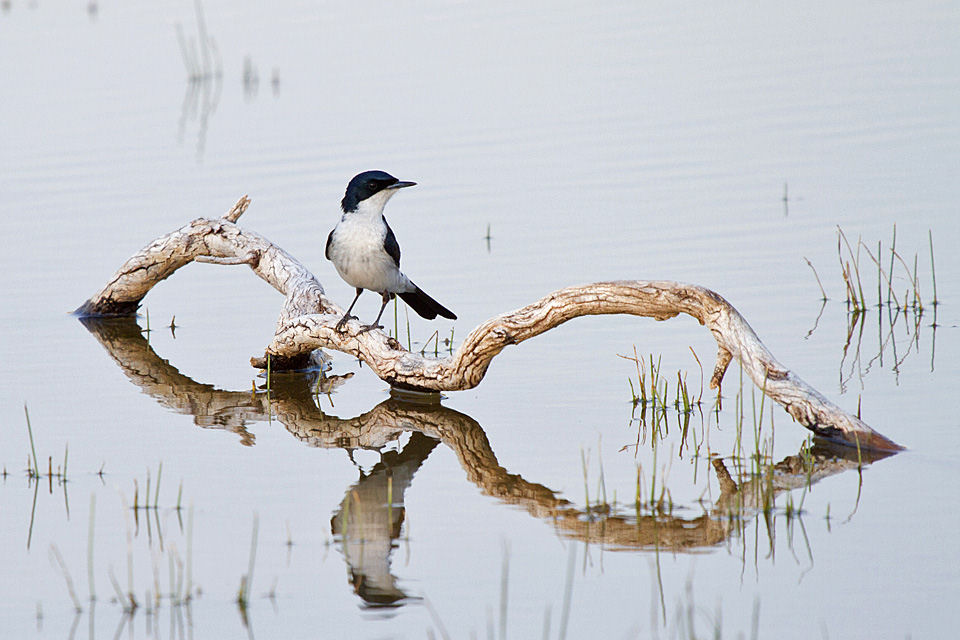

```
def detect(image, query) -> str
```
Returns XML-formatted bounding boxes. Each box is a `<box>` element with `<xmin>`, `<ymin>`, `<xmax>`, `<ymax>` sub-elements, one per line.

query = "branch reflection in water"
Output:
<box><xmin>79</xmin><ymin>317</ymin><xmax>895</xmax><ymax>610</ymax></box>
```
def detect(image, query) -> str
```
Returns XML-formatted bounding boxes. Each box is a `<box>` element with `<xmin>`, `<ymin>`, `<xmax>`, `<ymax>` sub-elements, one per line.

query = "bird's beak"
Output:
<box><xmin>388</xmin><ymin>180</ymin><xmax>417</xmax><ymax>190</ymax></box>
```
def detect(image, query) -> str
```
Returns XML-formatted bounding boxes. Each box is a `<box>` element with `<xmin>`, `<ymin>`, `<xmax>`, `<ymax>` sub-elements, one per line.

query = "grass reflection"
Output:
<box><xmin>804</xmin><ymin>226</ymin><xmax>941</xmax><ymax>386</ymax></box>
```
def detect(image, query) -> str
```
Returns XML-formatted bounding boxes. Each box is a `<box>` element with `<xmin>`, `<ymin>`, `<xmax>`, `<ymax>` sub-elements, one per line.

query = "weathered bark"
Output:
<box><xmin>75</xmin><ymin>198</ymin><xmax>903</xmax><ymax>451</ymax></box>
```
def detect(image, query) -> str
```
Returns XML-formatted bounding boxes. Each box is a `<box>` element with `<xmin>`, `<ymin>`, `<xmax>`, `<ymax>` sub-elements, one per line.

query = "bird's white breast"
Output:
<box><xmin>328</xmin><ymin>215</ymin><xmax>408</xmax><ymax>293</ymax></box>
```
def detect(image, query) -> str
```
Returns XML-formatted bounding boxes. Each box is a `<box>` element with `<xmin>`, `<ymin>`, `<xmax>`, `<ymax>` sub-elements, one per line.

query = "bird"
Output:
<box><xmin>325</xmin><ymin>170</ymin><xmax>457</xmax><ymax>333</ymax></box>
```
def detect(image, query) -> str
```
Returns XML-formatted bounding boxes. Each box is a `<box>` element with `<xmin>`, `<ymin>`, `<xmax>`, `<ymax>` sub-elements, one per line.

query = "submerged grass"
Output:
<box><xmin>27</xmin><ymin>485</ymin><xmax>209</xmax><ymax>631</ymax></box>
<box><xmin>132</xmin><ymin>463</ymin><xmax>165</xmax><ymax>511</ymax></box>
<box><xmin>50</xmin><ymin>544</ymin><xmax>83</xmax><ymax>613</ymax></box>
<box><xmin>611</xmin><ymin>351</ymin><xmax>827</xmax><ymax>539</ymax></box>
<box><xmin>236</xmin><ymin>512</ymin><xmax>259</xmax><ymax>618</ymax></box>
<box><xmin>808</xmin><ymin>225</ymin><xmax>941</xmax><ymax>383</ymax></box>
<box><xmin>619</xmin><ymin>347</ymin><xmax>703</xmax><ymax>417</ymax></box>
<box><xmin>24</xmin><ymin>404</ymin><xmax>40</xmax><ymax>479</ymax></box>
<box><xmin>825</xmin><ymin>225</ymin><xmax>939</xmax><ymax>314</ymax></box>
<box><xmin>87</xmin><ymin>494</ymin><xmax>96</xmax><ymax>601</ymax></box>
<box><xmin>929</xmin><ymin>230</ymin><xmax>939</xmax><ymax>306</ymax></box>
<box><xmin>23</xmin><ymin>404</ymin><xmax>70</xmax><ymax>488</ymax></box>
<box><xmin>803</xmin><ymin>257</ymin><xmax>829</xmax><ymax>301</ymax></box>
<box><xmin>837</xmin><ymin>227</ymin><xmax>867</xmax><ymax>311</ymax></box>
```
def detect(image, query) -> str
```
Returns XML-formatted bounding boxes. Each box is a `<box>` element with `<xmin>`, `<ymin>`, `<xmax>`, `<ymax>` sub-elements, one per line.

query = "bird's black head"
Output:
<box><xmin>341</xmin><ymin>170</ymin><xmax>415</xmax><ymax>212</ymax></box>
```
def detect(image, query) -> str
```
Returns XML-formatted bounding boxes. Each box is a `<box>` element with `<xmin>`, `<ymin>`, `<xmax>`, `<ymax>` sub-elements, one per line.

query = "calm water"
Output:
<box><xmin>2</xmin><ymin>1</ymin><xmax>959</xmax><ymax>638</ymax></box>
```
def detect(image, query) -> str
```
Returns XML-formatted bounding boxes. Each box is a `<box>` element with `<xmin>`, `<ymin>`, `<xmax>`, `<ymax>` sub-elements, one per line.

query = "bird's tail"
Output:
<box><xmin>399</xmin><ymin>285</ymin><xmax>457</xmax><ymax>321</ymax></box>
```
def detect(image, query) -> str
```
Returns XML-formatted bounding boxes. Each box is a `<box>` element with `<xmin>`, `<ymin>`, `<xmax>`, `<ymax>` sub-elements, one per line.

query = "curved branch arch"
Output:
<box><xmin>75</xmin><ymin>197</ymin><xmax>903</xmax><ymax>452</ymax></box>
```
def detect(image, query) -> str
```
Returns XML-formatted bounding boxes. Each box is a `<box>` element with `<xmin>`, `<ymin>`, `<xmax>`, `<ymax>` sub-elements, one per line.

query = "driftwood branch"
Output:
<box><xmin>75</xmin><ymin>197</ymin><xmax>903</xmax><ymax>452</ymax></box>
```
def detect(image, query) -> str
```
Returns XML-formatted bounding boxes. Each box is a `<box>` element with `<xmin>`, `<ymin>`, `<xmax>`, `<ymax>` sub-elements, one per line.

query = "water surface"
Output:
<box><xmin>1</xmin><ymin>1</ymin><xmax>958</xmax><ymax>638</ymax></box>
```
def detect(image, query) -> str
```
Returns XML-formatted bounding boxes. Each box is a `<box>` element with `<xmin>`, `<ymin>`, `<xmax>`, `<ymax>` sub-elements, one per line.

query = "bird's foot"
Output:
<box><xmin>335</xmin><ymin>314</ymin><xmax>357</xmax><ymax>333</ymax></box>
<box><xmin>357</xmin><ymin>323</ymin><xmax>383</xmax><ymax>335</ymax></box>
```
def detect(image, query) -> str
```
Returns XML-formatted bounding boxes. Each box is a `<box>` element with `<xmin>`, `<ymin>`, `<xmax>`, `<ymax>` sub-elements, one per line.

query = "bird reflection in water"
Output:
<box><xmin>331</xmin><ymin>433</ymin><xmax>438</xmax><ymax>608</ymax></box>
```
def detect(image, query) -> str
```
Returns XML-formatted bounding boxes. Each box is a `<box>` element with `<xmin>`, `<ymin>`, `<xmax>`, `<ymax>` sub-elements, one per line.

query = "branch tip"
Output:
<box><xmin>224</xmin><ymin>195</ymin><xmax>251</xmax><ymax>222</ymax></box>
<box><xmin>710</xmin><ymin>347</ymin><xmax>733</xmax><ymax>389</ymax></box>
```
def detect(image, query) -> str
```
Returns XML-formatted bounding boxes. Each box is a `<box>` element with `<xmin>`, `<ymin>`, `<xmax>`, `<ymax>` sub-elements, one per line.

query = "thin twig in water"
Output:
<box><xmin>50</xmin><ymin>544</ymin><xmax>82</xmax><ymax>612</ymax></box>
<box><xmin>803</xmin><ymin>257</ymin><xmax>828</xmax><ymax>301</ymax></box>
<box><xmin>928</xmin><ymin>229</ymin><xmax>939</xmax><ymax>306</ymax></box>
<box><xmin>24</xmin><ymin>404</ymin><xmax>40</xmax><ymax>479</ymax></box>
<box><xmin>858</xmin><ymin>241</ymin><xmax>901</xmax><ymax>310</ymax></box>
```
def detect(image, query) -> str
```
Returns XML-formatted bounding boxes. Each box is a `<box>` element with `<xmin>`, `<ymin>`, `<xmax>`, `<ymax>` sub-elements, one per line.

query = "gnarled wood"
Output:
<box><xmin>75</xmin><ymin>197</ymin><xmax>903</xmax><ymax>452</ymax></box>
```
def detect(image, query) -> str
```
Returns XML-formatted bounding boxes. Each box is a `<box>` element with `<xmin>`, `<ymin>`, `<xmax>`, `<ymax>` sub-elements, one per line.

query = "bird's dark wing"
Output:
<box><xmin>383</xmin><ymin>219</ymin><xmax>401</xmax><ymax>267</ymax></box>
<box><xmin>325</xmin><ymin>229</ymin><xmax>334</xmax><ymax>260</ymax></box>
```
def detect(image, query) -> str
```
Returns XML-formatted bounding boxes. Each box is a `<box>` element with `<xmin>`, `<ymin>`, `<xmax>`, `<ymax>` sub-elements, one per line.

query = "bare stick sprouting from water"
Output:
<box><xmin>50</xmin><ymin>544</ymin><xmax>82</xmax><ymax>612</ymax></box>
<box><xmin>929</xmin><ymin>229</ymin><xmax>939</xmax><ymax>306</ymax></box>
<box><xmin>803</xmin><ymin>257</ymin><xmax>828</xmax><ymax>302</ymax></box>
<box><xmin>88</xmin><ymin>494</ymin><xmax>96</xmax><ymax>602</ymax></box>
<box><xmin>858</xmin><ymin>241</ymin><xmax>902</xmax><ymax>310</ymax></box>
<box><xmin>24</xmin><ymin>404</ymin><xmax>40</xmax><ymax>479</ymax></box>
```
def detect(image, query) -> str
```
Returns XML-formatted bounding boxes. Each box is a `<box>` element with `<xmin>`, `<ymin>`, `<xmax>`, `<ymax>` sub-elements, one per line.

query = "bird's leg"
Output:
<box><xmin>336</xmin><ymin>288</ymin><xmax>364</xmax><ymax>332</ymax></box>
<box><xmin>359</xmin><ymin>292</ymin><xmax>393</xmax><ymax>334</ymax></box>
